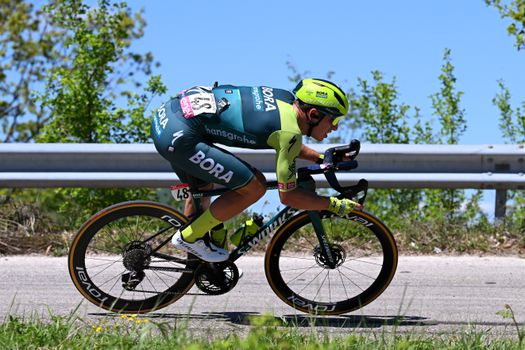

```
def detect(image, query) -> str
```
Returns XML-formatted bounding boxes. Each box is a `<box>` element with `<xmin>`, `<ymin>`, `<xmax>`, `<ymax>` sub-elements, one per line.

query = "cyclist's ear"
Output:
<box><xmin>306</xmin><ymin>107</ymin><xmax>322</xmax><ymax>120</ymax></box>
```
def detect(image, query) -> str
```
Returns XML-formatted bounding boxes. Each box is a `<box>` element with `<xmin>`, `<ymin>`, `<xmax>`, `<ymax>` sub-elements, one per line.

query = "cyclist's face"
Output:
<box><xmin>311</xmin><ymin>114</ymin><xmax>338</xmax><ymax>141</ymax></box>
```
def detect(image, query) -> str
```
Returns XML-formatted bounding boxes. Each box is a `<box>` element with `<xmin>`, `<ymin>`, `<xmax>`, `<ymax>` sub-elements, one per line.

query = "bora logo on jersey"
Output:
<box><xmin>251</xmin><ymin>87</ymin><xmax>277</xmax><ymax>112</ymax></box>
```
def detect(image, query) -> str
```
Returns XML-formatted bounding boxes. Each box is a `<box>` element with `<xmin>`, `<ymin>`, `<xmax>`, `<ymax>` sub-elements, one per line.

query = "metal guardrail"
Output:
<box><xmin>1</xmin><ymin>143</ymin><xmax>524</xmax><ymax>217</ymax></box>
<box><xmin>1</xmin><ymin>143</ymin><xmax>523</xmax><ymax>186</ymax></box>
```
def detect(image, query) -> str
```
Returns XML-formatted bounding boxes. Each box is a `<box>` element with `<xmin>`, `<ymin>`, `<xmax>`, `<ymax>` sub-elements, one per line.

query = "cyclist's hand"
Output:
<box><xmin>328</xmin><ymin>197</ymin><xmax>362</xmax><ymax>216</ymax></box>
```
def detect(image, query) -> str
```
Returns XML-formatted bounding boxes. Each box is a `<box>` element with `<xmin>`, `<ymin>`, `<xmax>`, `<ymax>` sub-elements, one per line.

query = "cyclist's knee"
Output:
<box><xmin>254</xmin><ymin>171</ymin><xmax>267</xmax><ymax>187</ymax></box>
<box><xmin>238</xmin><ymin>173</ymin><xmax>266</xmax><ymax>199</ymax></box>
<box><xmin>253</xmin><ymin>171</ymin><xmax>267</xmax><ymax>198</ymax></box>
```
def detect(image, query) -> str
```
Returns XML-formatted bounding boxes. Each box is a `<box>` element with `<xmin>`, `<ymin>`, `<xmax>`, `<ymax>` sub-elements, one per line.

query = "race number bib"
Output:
<box><xmin>170</xmin><ymin>184</ymin><xmax>191</xmax><ymax>201</ymax></box>
<box><xmin>178</xmin><ymin>86</ymin><xmax>217</xmax><ymax>119</ymax></box>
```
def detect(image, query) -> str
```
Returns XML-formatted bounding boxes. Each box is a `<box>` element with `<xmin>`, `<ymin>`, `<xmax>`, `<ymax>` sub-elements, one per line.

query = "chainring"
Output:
<box><xmin>194</xmin><ymin>261</ymin><xmax>239</xmax><ymax>295</ymax></box>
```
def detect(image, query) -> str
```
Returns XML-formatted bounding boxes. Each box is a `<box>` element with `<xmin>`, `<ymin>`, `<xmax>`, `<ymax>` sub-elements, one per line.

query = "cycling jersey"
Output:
<box><xmin>151</xmin><ymin>84</ymin><xmax>302</xmax><ymax>191</ymax></box>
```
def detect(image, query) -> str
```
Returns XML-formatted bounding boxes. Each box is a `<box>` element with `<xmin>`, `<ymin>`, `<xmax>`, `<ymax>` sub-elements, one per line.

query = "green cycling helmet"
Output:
<box><xmin>293</xmin><ymin>78</ymin><xmax>349</xmax><ymax>116</ymax></box>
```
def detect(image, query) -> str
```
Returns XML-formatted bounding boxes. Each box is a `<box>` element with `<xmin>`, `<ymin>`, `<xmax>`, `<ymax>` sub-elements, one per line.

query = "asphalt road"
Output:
<box><xmin>1</xmin><ymin>255</ymin><xmax>524</xmax><ymax>337</ymax></box>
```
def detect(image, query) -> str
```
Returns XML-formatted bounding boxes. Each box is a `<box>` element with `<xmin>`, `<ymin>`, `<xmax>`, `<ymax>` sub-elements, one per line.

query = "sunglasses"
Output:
<box><xmin>319</xmin><ymin>111</ymin><xmax>341</xmax><ymax>126</ymax></box>
<box><xmin>331</xmin><ymin>116</ymin><xmax>341</xmax><ymax>126</ymax></box>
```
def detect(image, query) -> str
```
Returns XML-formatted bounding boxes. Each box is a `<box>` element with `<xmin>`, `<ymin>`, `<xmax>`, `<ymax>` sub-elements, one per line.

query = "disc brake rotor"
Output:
<box><xmin>313</xmin><ymin>243</ymin><xmax>346</xmax><ymax>269</ymax></box>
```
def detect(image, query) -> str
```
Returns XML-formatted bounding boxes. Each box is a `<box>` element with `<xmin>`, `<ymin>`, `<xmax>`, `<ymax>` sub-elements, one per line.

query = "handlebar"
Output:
<box><xmin>297</xmin><ymin>139</ymin><xmax>368</xmax><ymax>205</ymax></box>
<box><xmin>322</xmin><ymin>139</ymin><xmax>361</xmax><ymax>165</ymax></box>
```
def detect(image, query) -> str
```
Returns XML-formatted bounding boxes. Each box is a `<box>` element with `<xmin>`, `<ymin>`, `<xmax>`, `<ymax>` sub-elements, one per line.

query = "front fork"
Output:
<box><xmin>307</xmin><ymin>211</ymin><xmax>337</xmax><ymax>268</ymax></box>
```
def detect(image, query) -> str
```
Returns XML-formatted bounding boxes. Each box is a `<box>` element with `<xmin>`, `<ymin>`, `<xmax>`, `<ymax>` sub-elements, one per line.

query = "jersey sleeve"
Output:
<box><xmin>268</xmin><ymin>130</ymin><xmax>302</xmax><ymax>192</ymax></box>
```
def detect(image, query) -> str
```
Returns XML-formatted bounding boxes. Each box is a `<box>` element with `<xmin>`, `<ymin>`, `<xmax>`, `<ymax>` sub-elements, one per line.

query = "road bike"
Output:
<box><xmin>68</xmin><ymin>140</ymin><xmax>398</xmax><ymax>315</ymax></box>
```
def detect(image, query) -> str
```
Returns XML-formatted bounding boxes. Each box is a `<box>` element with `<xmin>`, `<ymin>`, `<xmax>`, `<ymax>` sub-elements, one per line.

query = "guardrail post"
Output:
<box><xmin>495</xmin><ymin>189</ymin><xmax>507</xmax><ymax>222</ymax></box>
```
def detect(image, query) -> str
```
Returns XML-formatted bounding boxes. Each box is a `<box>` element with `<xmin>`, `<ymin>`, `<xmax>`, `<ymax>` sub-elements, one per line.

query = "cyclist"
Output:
<box><xmin>151</xmin><ymin>78</ymin><xmax>362</xmax><ymax>262</ymax></box>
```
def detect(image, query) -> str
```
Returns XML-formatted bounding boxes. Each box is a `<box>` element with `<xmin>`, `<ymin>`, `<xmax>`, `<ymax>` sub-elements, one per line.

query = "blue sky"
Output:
<box><xmin>126</xmin><ymin>1</ymin><xmax>524</xmax><ymax>218</ymax></box>
<box><xmin>132</xmin><ymin>0</ymin><xmax>524</xmax><ymax>146</ymax></box>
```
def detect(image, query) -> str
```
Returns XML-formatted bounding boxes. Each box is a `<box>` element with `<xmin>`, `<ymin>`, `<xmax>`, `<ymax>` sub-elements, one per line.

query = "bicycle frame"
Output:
<box><xmin>187</xmin><ymin>179</ymin><xmax>337</xmax><ymax>266</ymax></box>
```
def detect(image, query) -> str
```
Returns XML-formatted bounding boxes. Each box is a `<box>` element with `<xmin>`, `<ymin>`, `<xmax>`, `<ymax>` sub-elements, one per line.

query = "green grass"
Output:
<box><xmin>1</xmin><ymin>311</ymin><xmax>524</xmax><ymax>350</ymax></box>
<box><xmin>393</xmin><ymin>219</ymin><xmax>525</xmax><ymax>255</ymax></box>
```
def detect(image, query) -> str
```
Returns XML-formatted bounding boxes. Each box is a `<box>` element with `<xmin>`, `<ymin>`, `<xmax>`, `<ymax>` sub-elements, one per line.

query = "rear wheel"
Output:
<box><xmin>68</xmin><ymin>201</ymin><xmax>198</xmax><ymax>313</ymax></box>
<box><xmin>265</xmin><ymin>210</ymin><xmax>397</xmax><ymax>315</ymax></box>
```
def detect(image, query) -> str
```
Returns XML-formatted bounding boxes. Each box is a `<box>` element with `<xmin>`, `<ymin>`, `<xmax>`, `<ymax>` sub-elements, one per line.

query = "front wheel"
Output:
<box><xmin>68</xmin><ymin>201</ymin><xmax>198</xmax><ymax>313</ymax></box>
<box><xmin>265</xmin><ymin>210</ymin><xmax>397</xmax><ymax>315</ymax></box>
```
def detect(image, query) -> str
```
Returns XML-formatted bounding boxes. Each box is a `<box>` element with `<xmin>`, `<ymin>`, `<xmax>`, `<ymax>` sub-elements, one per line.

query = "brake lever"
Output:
<box><xmin>340</xmin><ymin>179</ymin><xmax>368</xmax><ymax>206</ymax></box>
<box><xmin>324</xmin><ymin>139</ymin><xmax>361</xmax><ymax>165</ymax></box>
<box><xmin>347</xmin><ymin>139</ymin><xmax>361</xmax><ymax>160</ymax></box>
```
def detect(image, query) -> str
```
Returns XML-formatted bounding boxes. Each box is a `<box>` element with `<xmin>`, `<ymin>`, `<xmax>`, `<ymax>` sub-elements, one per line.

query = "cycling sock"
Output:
<box><xmin>181</xmin><ymin>209</ymin><xmax>222</xmax><ymax>243</ymax></box>
<box><xmin>210</xmin><ymin>223</ymin><xmax>228</xmax><ymax>248</ymax></box>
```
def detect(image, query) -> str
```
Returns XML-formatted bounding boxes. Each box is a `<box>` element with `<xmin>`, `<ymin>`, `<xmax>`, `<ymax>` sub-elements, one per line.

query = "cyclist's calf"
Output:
<box><xmin>184</xmin><ymin>183</ymin><xmax>214</xmax><ymax>218</ymax></box>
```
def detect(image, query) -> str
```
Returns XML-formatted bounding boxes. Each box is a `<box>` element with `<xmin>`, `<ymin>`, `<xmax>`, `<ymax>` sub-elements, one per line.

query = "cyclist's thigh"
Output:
<box><xmin>170</xmin><ymin>164</ymin><xmax>210</xmax><ymax>190</ymax></box>
<box><xmin>172</xmin><ymin>142</ymin><xmax>256</xmax><ymax>189</ymax></box>
<box><xmin>151</xmin><ymin>99</ymin><xmax>255</xmax><ymax>189</ymax></box>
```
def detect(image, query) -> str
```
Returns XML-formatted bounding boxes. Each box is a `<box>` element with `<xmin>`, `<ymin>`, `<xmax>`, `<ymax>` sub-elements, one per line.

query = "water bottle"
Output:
<box><xmin>230</xmin><ymin>214</ymin><xmax>264</xmax><ymax>247</ymax></box>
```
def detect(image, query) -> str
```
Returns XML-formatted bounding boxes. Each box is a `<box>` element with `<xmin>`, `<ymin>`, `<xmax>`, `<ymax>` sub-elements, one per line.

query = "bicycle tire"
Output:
<box><xmin>68</xmin><ymin>200</ymin><xmax>198</xmax><ymax>313</ymax></box>
<box><xmin>265</xmin><ymin>210</ymin><xmax>397</xmax><ymax>315</ymax></box>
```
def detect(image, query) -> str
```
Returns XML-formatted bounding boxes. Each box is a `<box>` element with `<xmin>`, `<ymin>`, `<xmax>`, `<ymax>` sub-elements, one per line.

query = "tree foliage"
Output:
<box><xmin>350</xmin><ymin>71</ymin><xmax>411</xmax><ymax>145</ymax></box>
<box><xmin>36</xmin><ymin>0</ymin><xmax>166</xmax><ymax>143</ymax></box>
<box><xmin>423</xmin><ymin>49</ymin><xmax>475</xmax><ymax>223</ymax></box>
<box><xmin>0</xmin><ymin>0</ymin><xmax>64</xmax><ymax>141</ymax></box>
<box><xmin>486</xmin><ymin>0</ymin><xmax>525</xmax><ymax>50</ymax></box>
<box><xmin>33</xmin><ymin>0</ymin><xmax>166</xmax><ymax>222</ymax></box>
<box><xmin>348</xmin><ymin>71</ymin><xmax>421</xmax><ymax>222</ymax></box>
<box><xmin>430</xmin><ymin>49</ymin><xmax>467</xmax><ymax>145</ymax></box>
<box><xmin>0</xmin><ymin>0</ymin><xmax>166</xmax><ymax>145</ymax></box>
<box><xmin>493</xmin><ymin>80</ymin><xmax>525</xmax><ymax>144</ymax></box>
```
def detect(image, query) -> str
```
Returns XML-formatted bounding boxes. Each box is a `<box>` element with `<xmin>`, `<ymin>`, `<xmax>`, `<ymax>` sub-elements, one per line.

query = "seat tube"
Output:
<box><xmin>192</xmin><ymin>196</ymin><xmax>203</xmax><ymax>216</ymax></box>
<box><xmin>307</xmin><ymin>211</ymin><xmax>336</xmax><ymax>268</ymax></box>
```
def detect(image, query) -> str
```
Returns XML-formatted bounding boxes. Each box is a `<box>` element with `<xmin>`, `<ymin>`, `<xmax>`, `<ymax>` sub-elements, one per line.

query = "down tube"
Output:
<box><xmin>228</xmin><ymin>206</ymin><xmax>301</xmax><ymax>262</ymax></box>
